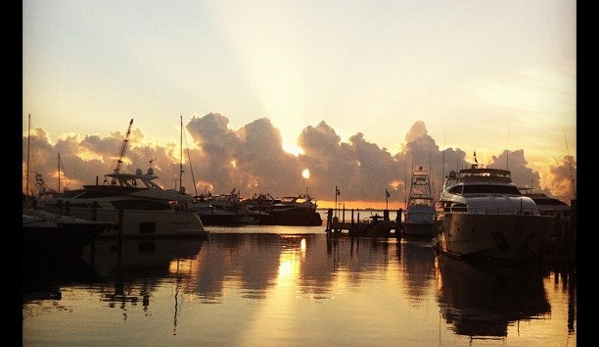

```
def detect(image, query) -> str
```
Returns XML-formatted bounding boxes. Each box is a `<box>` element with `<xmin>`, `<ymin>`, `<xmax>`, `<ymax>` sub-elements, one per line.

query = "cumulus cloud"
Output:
<box><xmin>22</xmin><ymin>114</ymin><xmax>577</xmax><ymax>207</ymax></box>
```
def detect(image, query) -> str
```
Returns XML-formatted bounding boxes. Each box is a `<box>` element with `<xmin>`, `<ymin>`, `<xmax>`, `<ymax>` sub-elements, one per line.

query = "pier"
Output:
<box><xmin>325</xmin><ymin>208</ymin><xmax>403</xmax><ymax>237</ymax></box>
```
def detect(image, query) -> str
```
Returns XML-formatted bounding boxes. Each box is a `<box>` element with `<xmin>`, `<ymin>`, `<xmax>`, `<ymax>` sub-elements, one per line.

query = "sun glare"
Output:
<box><xmin>302</xmin><ymin>168</ymin><xmax>310</xmax><ymax>179</ymax></box>
<box><xmin>283</xmin><ymin>141</ymin><xmax>305</xmax><ymax>156</ymax></box>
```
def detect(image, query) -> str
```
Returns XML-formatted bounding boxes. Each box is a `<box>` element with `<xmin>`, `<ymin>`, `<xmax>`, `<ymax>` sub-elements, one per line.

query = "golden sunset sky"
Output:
<box><xmin>22</xmin><ymin>1</ymin><xmax>576</xmax><ymax>208</ymax></box>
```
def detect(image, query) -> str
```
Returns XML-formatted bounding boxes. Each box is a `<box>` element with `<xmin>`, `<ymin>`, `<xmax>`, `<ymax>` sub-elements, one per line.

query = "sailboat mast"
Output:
<box><xmin>179</xmin><ymin>115</ymin><xmax>184</xmax><ymax>193</ymax></box>
<box><xmin>180</xmin><ymin>115</ymin><xmax>198</xmax><ymax>196</ymax></box>
<box><xmin>441</xmin><ymin>127</ymin><xmax>446</xmax><ymax>197</ymax></box>
<box><xmin>58</xmin><ymin>153</ymin><xmax>61</xmax><ymax>194</ymax></box>
<box><xmin>186</xmin><ymin>141</ymin><xmax>198</xmax><ymax>197</ymax></box>
<box><xmin>26</xmin><ymin>114</ymin><xmax>31</xmax><ymax>196</ymax></box>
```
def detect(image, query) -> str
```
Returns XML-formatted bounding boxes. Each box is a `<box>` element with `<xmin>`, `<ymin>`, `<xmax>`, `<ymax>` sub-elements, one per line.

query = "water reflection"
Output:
<box><xmin>80</xmin><ymin>238</ymin><xmax>203</xmax><ymax>278</ymax></box>
<box><xmin>398</xmin><ymin>237</ymin><xmax>436</xmax><ymax>305</ymax></box>
<box><xmin>23</xmin><ymin>233</ymin><xmax>575</xmax><ymax>347</ymax></box>
<box><xmin>434</xmin><ymin>254</ymin><xmax>552</xmax><ymax>338</ymax></box>
<box><xmin>547</xmin><ymin>269</ymin><xmax>577</xmax><ymax>336</ymax></box>
<box><xmin>79</xmin><ymin>238</ymin><xmax>204</xmax><ymax>324</ymax></box>
<box><xmin>187</xmin><ymin>234</ymin><xmax>406</xmax><ymax>303</ymax></box>
<box><xmin>22</xmin><ymin>254</ymin><xmax>101</xmax><ymax>303</ymax></box>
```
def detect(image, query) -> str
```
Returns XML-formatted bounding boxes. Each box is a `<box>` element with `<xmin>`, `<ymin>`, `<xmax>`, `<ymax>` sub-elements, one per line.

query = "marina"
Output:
<box><xmin>22</xmin><ymin>120</ymin><xmax>576</xmax><ymax>345</ymax></box>
<box><xmin>22</xmin><ymin>2</ymin><xmax>577</xmax><ymax>345</ymax></box>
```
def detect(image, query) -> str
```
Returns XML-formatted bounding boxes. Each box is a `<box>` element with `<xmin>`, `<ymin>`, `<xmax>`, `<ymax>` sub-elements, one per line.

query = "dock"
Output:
<box><xmin>325</xmin><ymin>208</ymin><xmax>403</xmax><ymax>237</ymax></box>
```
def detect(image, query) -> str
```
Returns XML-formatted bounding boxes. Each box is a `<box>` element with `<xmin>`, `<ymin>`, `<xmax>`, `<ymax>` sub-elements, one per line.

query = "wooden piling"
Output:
<box><xmin>326</xmin><ymin>208</ymin><xmax>333</xmax><ymax>232</ymax></box>
<box><xmin>396</xmin><ymin>209</ymin><xmax>403</xmax><ymax>239</ymax></box>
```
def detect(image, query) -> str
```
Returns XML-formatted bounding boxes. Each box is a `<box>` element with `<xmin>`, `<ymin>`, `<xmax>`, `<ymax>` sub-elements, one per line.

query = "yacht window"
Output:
<box><xmin>462</xmin><ymin>185</ymin><xmax>521</xmax><ymax>195</ymax></box>
<box><xmin>111</xmin><ymin>200</ymin><xmax>171</xmax><ymax>210</ymax></box>
<box><xmin>448</xmin><ymin>186</ymin><xmax>463</xmax><ymax>194</ymax></box>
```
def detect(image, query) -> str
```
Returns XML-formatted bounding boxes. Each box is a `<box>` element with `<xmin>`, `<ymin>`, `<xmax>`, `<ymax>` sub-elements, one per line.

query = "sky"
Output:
<box><xmin>22</xmin><ymin>0</ymin><xmax>576</xmax><ymax>209</ymax></box>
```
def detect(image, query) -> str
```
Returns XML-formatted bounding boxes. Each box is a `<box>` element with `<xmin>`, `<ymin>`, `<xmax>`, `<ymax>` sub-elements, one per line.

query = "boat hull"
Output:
<box><xmin>402</xmin><ymin>205</ymin><xmax>436</xmax><ymax>237</ymax></box>
<box><xmin>402</xmin><ymin>222</ymin><xmax>435</xmax><ymax>238</ymax></box>
<box><xmin>23</xmin><ymin>222</ymin><xmax>106</xmax><ymax>255</ymax></box>
<box><xmin>36</xmin><ymin>206</ymin><xmax>208</xmax><ymax>239</ymax></box>
<box><xmin>262</xmin><ymin>208</ymin><xmax>323</xmax><ymax>226</ymax></box>
<box><xmin>435</xmin><ymin>213</ymin><xmax>552</xmax><ymax>265</ymax></box>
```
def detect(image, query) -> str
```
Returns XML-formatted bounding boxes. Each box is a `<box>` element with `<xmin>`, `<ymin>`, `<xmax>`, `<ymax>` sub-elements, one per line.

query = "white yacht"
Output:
<box><xmin>33</xmin><ymin>167</ymin><xmax>208</xmax><ymax>239</ymax></box>
<box><xmin>433</xmin><ymin>163</ymin><xmax>552</xmax><ymax>264</ymax></box>
<box><xmin>402</xmin><ymin>166</ymin><xmax>436</xmax><ymax>238</ymax></box>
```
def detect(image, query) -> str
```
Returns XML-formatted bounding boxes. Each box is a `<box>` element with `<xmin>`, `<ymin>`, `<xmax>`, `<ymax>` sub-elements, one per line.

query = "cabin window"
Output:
<box><xmin>111</xmin><ymin>200</ymin><xmax>171</xmax><ymax>210</ymax></box>
<box><xmin>448</xmin><ymin>186</ymin><xmax>463</xmax><ymax>194</ymax></box>
<box><xmin>462</xmin><ymin>185</ymin><xmax>521</xmax><ymax>195</ymax></box>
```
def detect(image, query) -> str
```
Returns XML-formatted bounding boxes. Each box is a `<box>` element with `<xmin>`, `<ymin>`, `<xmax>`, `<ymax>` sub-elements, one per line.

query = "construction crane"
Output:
<box><xmin>35</xmin><ymin>172</ymin><xmax>60</xmax><ymax>198</ymax></box>
<box><xmin>111</xmin><ymin>118</ymin><xmax>134</xmax><ymax>185</ymax></box>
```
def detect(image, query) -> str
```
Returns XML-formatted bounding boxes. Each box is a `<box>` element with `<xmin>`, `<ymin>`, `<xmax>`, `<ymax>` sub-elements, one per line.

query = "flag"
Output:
<box><xmin>385</xmin><ymin>189</ymin><xmax>390</xmax><ymax>198</ymax></box>
<box><xmin>474</xmin><ymin>151</ymin><xmax>478</xmax><ymax>163</ymax></box>
<box><xmin>336</xmin><ymin>188</ymin><xmax>340</xmax><ymax>196</ymax></box>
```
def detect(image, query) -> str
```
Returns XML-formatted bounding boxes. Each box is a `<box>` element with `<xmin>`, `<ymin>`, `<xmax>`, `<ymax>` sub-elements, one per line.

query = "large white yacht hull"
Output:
<box><xmin>435</xmin><ymin>213</ymin><xmax>552</xmax><ymax>264</ymax></box>
<box><xmin>36</xmin><ymin>206</ymin><xmax>207</xmax><ymax>238</ymax></box>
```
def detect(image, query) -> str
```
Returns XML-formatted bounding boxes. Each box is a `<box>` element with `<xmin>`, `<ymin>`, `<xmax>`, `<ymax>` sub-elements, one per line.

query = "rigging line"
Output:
<box><xmin>182</xmin><ymin>120</ymin><xmax>198</xmax><ymax>197</ymax></box>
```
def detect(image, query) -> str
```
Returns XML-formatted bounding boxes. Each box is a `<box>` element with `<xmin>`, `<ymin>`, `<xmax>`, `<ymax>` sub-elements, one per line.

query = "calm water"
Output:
<box><xmin>22</xmin><ymin>225</ymin><xmax>577</xmax><ymax>347</ymax></box>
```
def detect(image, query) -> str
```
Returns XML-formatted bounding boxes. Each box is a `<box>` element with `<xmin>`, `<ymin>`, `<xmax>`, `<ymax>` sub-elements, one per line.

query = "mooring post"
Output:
<box><xmin>396</xmin><ymin>209</ymin><xmax>403</xmax><ymax>239</ymax></box>
<box><xmin>326</xmin><ymin>208</ymin><xmax>333</xmax><ymax>232</ymax></box>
